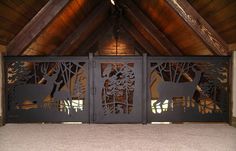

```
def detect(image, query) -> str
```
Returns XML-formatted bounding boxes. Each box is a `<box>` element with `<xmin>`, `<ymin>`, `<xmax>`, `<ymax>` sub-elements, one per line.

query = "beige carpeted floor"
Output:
<box><xmin>0</xmin><ymin>124</ymin><xmax>236</xmax><ymax>151</ymax></box>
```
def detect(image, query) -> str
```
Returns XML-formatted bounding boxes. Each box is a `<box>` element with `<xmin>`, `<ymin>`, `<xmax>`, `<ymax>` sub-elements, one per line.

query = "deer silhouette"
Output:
<box><xmin>53</xmin><ymin>80</ymin><xmax>72</xmax><ymax>114</ymax></box>
<box><xmin>13</xmin><ymin>65</ymin><xmax>60</xmax><ymax>108</ymax></box>
<box><xmin>153</xmin><ymin>68</ymin><xmax>201</xmax><ymax>112</ymax></box>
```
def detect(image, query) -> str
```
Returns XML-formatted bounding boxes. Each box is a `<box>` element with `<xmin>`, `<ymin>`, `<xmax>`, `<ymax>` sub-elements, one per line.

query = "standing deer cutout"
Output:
<box><xmin>13</xmin><ymin>65</ymin><xmax>60</xmax><ymax>108</ymax></box>
<box><xmin>153</xmin><ymin>68</ymin><xmax>201</xmax><ymax>112</ymax></box>
<box><xmin>53</xmin><ymin>80</ymin><xmax>72</xmax><ymax>114</ymax></box>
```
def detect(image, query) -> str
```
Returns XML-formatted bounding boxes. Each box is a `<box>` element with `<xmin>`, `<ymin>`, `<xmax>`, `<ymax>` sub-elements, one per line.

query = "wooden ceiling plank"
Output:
<box><xmin>166</xmin><ymin>0</ymin><xmax>229</xmax><ymax>55</ymax></box>
<box><xmin>190</xmin><ymin>0</ymin><xmax>212</xmax><ymax>10</ymax></box>
<box><xmin>0</xmin><ymin>29</ymin><xmax>15</xmax><ymax>44</ymax></box>
<box><xmin>121</xmin><ymin>18</ymin><xmax>159</xmax><ymax>56</ymax></box>
<box><xmin>210</xmin><ymin>14</ymin><xmax>236</xmax><ymax>30</ymax></box>
<box><xmin>0</xmin><ymin>19</ymin><xmax>21</xmax><ymax>35</ymax></box>
<box><xmin>122</xmin><ymin>0</ymin><xmax>182</xmax><ymax>56</ymax></box>
<box><xmin>1</xmin><ymin>0</ymin><xmax>37</xmax><ymax>20</ymax></box>
<box><xmin>73</xmin><ymin>20</ymin><xmax>112</xmax><ymax>55</ymax></box>
<box><xmin>21</xmin><ymin>0</ymin><xmax>49</xmax><ymax>13</ymax></box>
<box><xmin>208</xmin><ymin>1</ymin><xmax>236</xmax><ymax>21</ymax></box>
<box><xmin>53</xmin><ymin>1</ymin><xmax>110</xmax><ymax>55</ymax></box>
<box><xmin>7</xmin><ymin>0</ymin><xmax>70</xmax><ymax>56</ymax></box>
<box><xmin>220</xmin><ymin>28</ymin><xmax>236</xmax><ymax>44</ymax></box>
<box><xmin>67</xmin><ymin>2</ymin><xmax>82</xmax><ymax>26</ymax></box>
<box><xmin>0</xmin><ymin>3</ymin><xmax>28</xmax><ymax>27</ymax></box>
<box><xmin>197</xmin><ymin>0</ymin><xmax>233</xmax><ymax>18</ymax></box>
<box><xmin>0</xmin><ymin>40</ymin><xmax>8</xmax><ymax>45</ymax></box>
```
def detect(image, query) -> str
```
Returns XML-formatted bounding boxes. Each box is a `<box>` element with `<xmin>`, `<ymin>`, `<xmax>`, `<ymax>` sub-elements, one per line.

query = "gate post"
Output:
<box><xmin>0</xmin><ymin>52</ymin><xmax>4</xmax><ymax>126</ymax></box>
<box><xmin>142</xmin><ymin>54</ymin><xmax>147</xmax><ymax>124</ymax></box>
<box><xmin>232</xmin><ymin>51</ymin><xmax>236</xmax><ymax>127</ymax></box>
<box><xmin>89</xmin><ymin>53</ymin><xmax>94</xmax><ymax>123</ymax></box>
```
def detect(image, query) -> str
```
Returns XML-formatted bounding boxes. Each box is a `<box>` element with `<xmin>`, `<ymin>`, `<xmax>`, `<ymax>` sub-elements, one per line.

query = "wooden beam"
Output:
<box><xmin>7</xmin><ymin>0</ymin><xmax>70</xmax><ymax>56</ymax></box>
<box><xmin>53</xmin><ymin>1</ymin><xmax>110</xmax><ymax>55</ymax></box>
<box><xmin>121</xmin><ymin>18</ymin><xmax>160</xmax><ymax>55</ymax></box>
<box><xmin>122</xmin><ymin>0</ymin><xmax>182</xmax><ymax>56</ymax></box>
<box><xmin>166</xmin><ymin>0</ymin><xmax>229</xmax><ymax>55</ymax></box>
<box><xmin>72</xmin><ymin>20</ymin><xmax>112</xmax><ymax>55</ymax></box>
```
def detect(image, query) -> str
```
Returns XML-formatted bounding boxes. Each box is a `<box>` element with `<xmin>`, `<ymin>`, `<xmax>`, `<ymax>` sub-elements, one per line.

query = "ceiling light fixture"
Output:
<box><xmin>111</xmin><ymin>0</ymin><xmax>121</xmax><ymax>55</ymax></box>
<box><xmin>110</xmin><ymin>0</ymin><xmax>115</xmax><ymax>5</ymax></box>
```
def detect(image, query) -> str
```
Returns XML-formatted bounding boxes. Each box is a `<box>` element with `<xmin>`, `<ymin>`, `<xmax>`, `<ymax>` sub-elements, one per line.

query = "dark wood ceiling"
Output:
<box><xmin>134</xmin><ymin>0</ymin><xmax>210</xmax><ymax>55</ymax></box>
<box><xmin>0</xmin><ymin>0</ymin><xmax>49</xmax><ymax>45</ymax></box>
<box><xmin>0</xmin><ymin>0</ymin><xmax>235</xmax><ymax>56</ymax></box>
<box><xmin>24</xmin><ymin>0</ymin><xmax>102</xmax><ymax>55</ymax></box>
<box><xmin>188</xmin><ymin>0</ymin><xmax>236</xmax><ymax>44</ymax></box>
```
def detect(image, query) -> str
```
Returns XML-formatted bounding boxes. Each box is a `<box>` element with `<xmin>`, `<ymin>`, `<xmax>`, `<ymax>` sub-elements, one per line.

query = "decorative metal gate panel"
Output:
<box><xmin>5</xmin><ymin>57</ymin><xmax>89</xmax><ymax>123</ymax></box>
<box><xmin>148</xmin><ymin>57</ymin><xmax>229</xmax><ymax>122</ymax></box>
<box><xmin>93</xmin><ymin>57</ymin><xmax>143</xmax><ymax>123</ymax></box>
<box><xmin>4</xmin><ymin>55</ymin><xmax>230</xmax><ymax>123</ymax></box>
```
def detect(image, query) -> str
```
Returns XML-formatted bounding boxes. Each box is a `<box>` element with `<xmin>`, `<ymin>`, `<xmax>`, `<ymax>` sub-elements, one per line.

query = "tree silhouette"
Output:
<box><xmin>8</xmin><ymin>61</ymin><xmax>32</xmax><ymax>85</ymax></box>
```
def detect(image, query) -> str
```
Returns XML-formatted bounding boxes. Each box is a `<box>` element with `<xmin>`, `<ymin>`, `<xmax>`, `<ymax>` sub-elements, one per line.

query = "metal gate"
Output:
<box><xmin>5</xmin><ymin>57</ymin><xmax>89</xmax><ymax>123</ymax></box>
<box><xmin>4</xmin><ymin>55</ymin><xmax>230</xmax><ymax>123</ymax></box>
<box><xmin>93</xmin><ymin>57</ymin><xmax>143</xmax><ymax>123</ymax></box>
<box><xmin>148</xmin><ymin>57</ymin><xmax>230</xmax><ymax>122</ymax></box>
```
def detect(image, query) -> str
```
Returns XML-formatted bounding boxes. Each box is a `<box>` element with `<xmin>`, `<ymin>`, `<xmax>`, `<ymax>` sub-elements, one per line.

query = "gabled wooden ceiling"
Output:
<box><xmin>0</xmin><ymin>0</ymin><xmax>236</xmax><ymax>56</ymax></box>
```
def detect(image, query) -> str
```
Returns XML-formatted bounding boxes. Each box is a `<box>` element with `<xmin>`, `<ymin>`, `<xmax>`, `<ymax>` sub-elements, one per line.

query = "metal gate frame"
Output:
<box><xmin>147</xmin><ymin>56</ymin><xmax>230</xmax><ymax>122</ymax></box>
<box><xmin>4</xmin><ymin>56</ymin><xmax>90</xmax><ymax>123</ymax></box>
<box><xmin>92</xmin><ymin>55</ymin><xmax>145</xmax><ymax>123</ymax></box>
<box><xmin>3</xmin><ymin>54</ymin><xmax>231</xmax><ymax>123</ymax></box>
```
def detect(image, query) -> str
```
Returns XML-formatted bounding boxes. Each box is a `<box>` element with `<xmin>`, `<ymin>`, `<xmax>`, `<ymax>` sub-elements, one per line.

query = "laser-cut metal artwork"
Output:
<box><xmin>101</xmin><ymin>63</ymin><xmax>135</xmax><ymax>115</ymax></box>
<box><xmin>11</xmin><ymin>63</ymin><xmax>60</xmax><ymax>109</ymax></box>
<box><xmin>93</xmin><ymin>58</ymin><xmax>142</xmax><ymax>123</ymax></box>
<box><xmin>153</xmin><ymin>65</ymin><xmax>201</xmax><ymax>112</ymax></box>
<box><xmin>5</xmin><ymin>56</ymin><xmax>229</xmax><ymax>123</ymax></box>
<box><xmin>6</xmin><ymin>58</ymin><xmax>88</xmax><ymax>122</ymax></box>
<box><xmin>148</xmin><ymin>58</ymin><xmax>229</xmax><ymax>122</ymax></box>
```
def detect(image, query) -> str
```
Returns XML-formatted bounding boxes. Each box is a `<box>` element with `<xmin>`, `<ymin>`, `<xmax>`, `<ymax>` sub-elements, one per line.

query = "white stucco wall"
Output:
<box><xmin>233</xmin><ymin>51</ymin><xmax>236</xmax><ymax>117</ymax></box>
